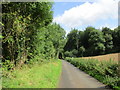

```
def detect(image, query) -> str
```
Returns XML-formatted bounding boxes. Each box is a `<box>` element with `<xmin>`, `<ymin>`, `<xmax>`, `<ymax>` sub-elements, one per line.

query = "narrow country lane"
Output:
<box><xmin>58</xmin><ymin>60</ymin><xmax>107</xmax><ymax>88</ymax></box>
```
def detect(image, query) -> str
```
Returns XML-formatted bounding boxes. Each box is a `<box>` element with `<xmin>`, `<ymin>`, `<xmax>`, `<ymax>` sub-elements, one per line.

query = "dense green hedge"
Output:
<box><xmin>65</xmin><ymin>57</ymin><xmax>120</xmax><ymax>89</ymax></box>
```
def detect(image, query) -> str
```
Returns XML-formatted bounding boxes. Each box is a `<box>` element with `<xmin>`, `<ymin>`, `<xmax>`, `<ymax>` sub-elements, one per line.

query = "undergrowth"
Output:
<box><xmin>2</xmin><ymin>59</ymin><xmax>62</xmax><ymax>88</ymax></box>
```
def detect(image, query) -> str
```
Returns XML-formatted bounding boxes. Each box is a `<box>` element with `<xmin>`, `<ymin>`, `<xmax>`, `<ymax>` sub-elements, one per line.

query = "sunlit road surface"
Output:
<box><xmin>58</xmin><ymin>60</ymin><xmax>107</xmax><ymax>89</ymax></box>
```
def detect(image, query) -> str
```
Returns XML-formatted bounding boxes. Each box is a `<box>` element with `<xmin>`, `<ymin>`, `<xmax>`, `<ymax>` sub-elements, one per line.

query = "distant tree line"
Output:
<box><xmin>1</xmin><ymin>2</ymin><xmax>66</xmax><ymax>68</ymax></box>
<box><xmin>64</xmin><ymin>26</ymin><xmax>120</xmax><ymax>57</ymax></box>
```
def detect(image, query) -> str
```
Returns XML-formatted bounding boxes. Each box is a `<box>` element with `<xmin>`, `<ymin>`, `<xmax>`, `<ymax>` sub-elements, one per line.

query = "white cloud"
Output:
<box><xmin>99</xmin><ymin>24</ymin><xmax>117</xmax><ymax>30</ymax></box>
<box><xmin>110</xmin><ymin>27</ymin><xmax>117</xmax><ymax>30</ymax></box>
<box><xmin>53</xmin><ymin>0</ymin><xmax>118</xmax><ymax>28</ymax></box>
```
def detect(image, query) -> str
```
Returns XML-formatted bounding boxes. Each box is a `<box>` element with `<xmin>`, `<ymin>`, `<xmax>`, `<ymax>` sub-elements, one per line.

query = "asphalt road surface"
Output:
<box><xmin>58</xmin><ymin>60</ymin><xmax>107</xmax><ymax>88</ymax></box>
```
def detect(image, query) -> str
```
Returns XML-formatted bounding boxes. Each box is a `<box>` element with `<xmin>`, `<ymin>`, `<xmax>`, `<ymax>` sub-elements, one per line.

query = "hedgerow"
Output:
<box><xmin>65</xmin><ymin>57</ymin><xmax>120</xmax><ymax>89</ymax></box>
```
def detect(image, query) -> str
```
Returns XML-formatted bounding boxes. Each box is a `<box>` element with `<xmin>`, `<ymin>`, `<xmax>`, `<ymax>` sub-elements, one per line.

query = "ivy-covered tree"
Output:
<box><xmin>78</xmin><ymin>46</ymin><xmax>85</xmax><ymax>57</ymax></box>
<box><xmin>64</xmin><ymin>29</ymin><xmax>79</xmax><ymax>51</ymax></box>
<box><xmin>112</xmin><ymin>26</ymin><xmax>120</xmax><ymax>52</ymax></box>
<box><xmin>47</xmin><ymin>23</ymin><xmax>66</xmax><ymax>58</ymax></box>
<box><xmin>88</xmin><ymin>29</ymin><xmax>105</xmax><ymax>55</ymax></box>
<box><xmin>102</xmin><ymin>27</ymin><xmax>113</xmax><ymax>53</ymax></box>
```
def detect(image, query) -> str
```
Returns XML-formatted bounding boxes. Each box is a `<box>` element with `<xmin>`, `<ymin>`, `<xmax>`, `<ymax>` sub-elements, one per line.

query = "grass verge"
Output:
<box><xmin>2</xmin><ymin>59</ymin><xmax>62</xmax><ymax>88</ymax></box>
<box><xmin>65</xmin><ymin>57</ymin><xmax>120</xmax><ymax>90</ymax></box>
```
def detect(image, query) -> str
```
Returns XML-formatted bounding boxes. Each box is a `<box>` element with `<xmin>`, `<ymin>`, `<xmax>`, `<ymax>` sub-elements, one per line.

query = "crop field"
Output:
<box><xmin>80</xmin><ymin>53</ymin><xmax>120</xmax><ymax>61</ymax></box>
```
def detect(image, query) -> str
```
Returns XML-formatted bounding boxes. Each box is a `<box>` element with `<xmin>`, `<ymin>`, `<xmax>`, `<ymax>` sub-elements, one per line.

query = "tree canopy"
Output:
<box><xmin>64</xmin><ymin>26</ymin><xmax>120</xmax><ymax>57</ymax></box>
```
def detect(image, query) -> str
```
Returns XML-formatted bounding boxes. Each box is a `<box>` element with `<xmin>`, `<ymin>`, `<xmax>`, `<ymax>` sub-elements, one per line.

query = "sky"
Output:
<box><xmin>52</xmin><ymin>0</ymin><xmax>118</xmax><ymax>34</ymax></box>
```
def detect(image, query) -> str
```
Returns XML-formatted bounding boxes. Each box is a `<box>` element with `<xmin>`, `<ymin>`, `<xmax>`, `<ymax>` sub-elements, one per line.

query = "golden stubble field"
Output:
<box><xmin>81</xmin><ymin>53</ymin><xmax>120</xmax><ymax>61</ymax></box>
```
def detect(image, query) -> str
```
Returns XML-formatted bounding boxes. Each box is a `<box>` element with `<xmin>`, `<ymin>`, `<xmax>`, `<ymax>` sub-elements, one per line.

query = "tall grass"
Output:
<box><xmin>65</xmin><ymin>57</ymin><xmax>120</xmax><ymax>89</ymax></box>
<box><xmin>2</xmin><ymin>59</ymin><xmax>62</xmax><ymax>88</ymax></box>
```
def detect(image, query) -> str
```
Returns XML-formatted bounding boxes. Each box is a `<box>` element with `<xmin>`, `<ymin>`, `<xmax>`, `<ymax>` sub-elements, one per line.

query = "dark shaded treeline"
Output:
<box><xmin>64</xmin><ymin>26</ymin><xmax>120</xmax><ymax>57</ymax></box>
